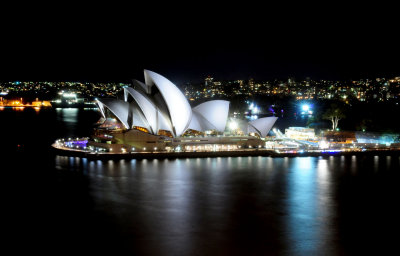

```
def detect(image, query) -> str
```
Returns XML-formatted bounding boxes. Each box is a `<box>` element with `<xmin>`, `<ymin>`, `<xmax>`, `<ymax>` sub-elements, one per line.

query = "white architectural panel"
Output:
<box><xmin>193</xmin><ymin>100</ymin><xmax>230</xmax><ymax>132</ymax></box>
<box><xmin>247</xmin><ymin>125</ymin><xmax>260</xmax><ymax>137</ymax></box>
<box><xmin>124</xmin><ymin>87</ymin><xmax>157</xmax><ymax>133</ymax></box>
<box><xmin>248</xmin><ymin>116</ymin><xmax>278</xmax><ymax>137</ymax></box>
<box><xmin>96</xmin><ymin>99</ymin><xmax>130</xmax><ymax>129</ymax></box>
<box><xmin>157</xmin><ymin>110</ymin><xmax>173</xmax><ymax>133</ymax></box>
<box><xmin>132</xmin><ymin>79</ymin><xmax>150</xmax><ymax>94</ymax></box>
<box><xmin>131</xmin><ymin>105</ymin><xmax>152</xmax><ymax>130</ymax></box>
<box><xmin>96</xmin><ymin>71</ymin><xmax>234</xmax><ymax>137</ymax></box>
<box><xmin>96</xmin><ymin>100</ymin><xmax>106</xmax><ymax>118</ymax></box>
<box><xmin>187</xmin><ymin>112</ymin><xmax>202</xmax><ymax>131</ymax></box>
<box><xmin>188</xmin><ymin>111</ymin><xmax>217</xmax><ymax>131</ymax></box>
<box><xmin>143</xmin><ymin>70</ymin><xmax>192</xmax><ymax>136</ymax></box>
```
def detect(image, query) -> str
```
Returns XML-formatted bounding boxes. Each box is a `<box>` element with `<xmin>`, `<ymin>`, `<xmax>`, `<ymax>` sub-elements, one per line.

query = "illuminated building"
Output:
<box><xmin>321</xmin><ymin>131</ymin><xmax>356</xmax><ymax>144</ymax></box>
<box><xmin>285</xmin><ymin>127</ymin><xmax>316</xmax><ymax>141</ymax></box>
<box><xmin>31</xmin><ymin>99</ymin><xmax>52</xmax><ymax>107</ymax></box>
<box><xmin>90</xmin><ymin>70</ymin><xmax>278</xmax><ymax>152</ymax></box>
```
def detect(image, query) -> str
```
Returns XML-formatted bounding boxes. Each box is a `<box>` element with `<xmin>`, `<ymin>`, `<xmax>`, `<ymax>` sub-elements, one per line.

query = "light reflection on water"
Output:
<box><xmin>54</xmin><ymin>155</ymin><xmax>399</xmax><ymax>255</ymax></box>
<box><xmin>286</xmin><ymin>157</ymin><xmax>318</xmax><ymax>254</ymax></box>
<box><xmin>56</xmin><ymin>108</ymin><xmax>79</xmax><ymax>124</ymax></box>
<box><xmin>3</xmin><ymin>106</ymin><xmax>399</xmax><ymax>254</ymax></box>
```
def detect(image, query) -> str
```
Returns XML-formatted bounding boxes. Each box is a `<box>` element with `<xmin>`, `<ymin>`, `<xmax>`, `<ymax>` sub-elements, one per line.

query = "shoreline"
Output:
<box><xmin>51</xmin><ymin>144</ymin><xmax>400</xmax><ymax>160</ymax></box>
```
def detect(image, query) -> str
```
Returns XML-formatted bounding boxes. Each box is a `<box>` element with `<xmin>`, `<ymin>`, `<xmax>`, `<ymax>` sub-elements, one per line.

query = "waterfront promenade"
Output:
<box><xmin>52</xmin><ymin>141</ymin><xmax>400</xmax><ymax>160</ymax></box>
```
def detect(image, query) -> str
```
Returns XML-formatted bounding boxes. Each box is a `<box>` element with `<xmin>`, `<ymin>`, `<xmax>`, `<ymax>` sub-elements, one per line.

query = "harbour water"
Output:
<box><xmin>2</xmin><ymin>108</ymin><xmax>399</xmax><ymax>255</ymax></box>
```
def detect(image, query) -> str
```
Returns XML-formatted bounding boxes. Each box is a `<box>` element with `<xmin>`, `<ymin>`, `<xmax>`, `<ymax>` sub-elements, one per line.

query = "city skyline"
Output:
<box><xmin>2</xmin><ymin>75</ymin><xmax>399</xmax><ymax>103</ymax></box>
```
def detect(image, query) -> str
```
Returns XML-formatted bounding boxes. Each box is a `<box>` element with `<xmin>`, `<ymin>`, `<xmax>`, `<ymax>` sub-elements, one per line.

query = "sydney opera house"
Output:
<box><xmin>88</xmin><ymin>70</ymin><xmax>278</xmax><ymax>153</ymax></box>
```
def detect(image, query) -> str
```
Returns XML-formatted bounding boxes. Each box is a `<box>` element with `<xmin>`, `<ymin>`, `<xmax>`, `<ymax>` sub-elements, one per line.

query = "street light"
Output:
<box><xmin>301</xmin><ymin>104</ymin><xmax>313</xmax><ymax>115</ymax></box>
<box><xmin>302</xmin><ymin>104</ymin><xmax>310</xmax><ymax>112</ymax></box>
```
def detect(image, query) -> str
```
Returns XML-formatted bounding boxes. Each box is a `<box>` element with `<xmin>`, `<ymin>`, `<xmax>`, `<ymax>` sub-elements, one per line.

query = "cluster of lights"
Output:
<box><xmin>249</xmin><ymin>103</ymin><xmax>260</xmax><ymax>114</ymax></box>
<box><xmin>62</xmin><ymin>93</ymin><xmax>77</xmax><ymax>98</ymax></box>
<box><xmin>300</xmin><ymin>104</ymin><xmax>313</xmax><ymax>115</ymax></box>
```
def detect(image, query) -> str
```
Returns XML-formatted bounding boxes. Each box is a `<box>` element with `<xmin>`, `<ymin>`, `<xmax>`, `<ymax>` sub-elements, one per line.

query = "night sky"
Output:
<box><xmin>1</xmin><ymin>4</ymin><xmax>398</xmax><ymax>84</ymax></box>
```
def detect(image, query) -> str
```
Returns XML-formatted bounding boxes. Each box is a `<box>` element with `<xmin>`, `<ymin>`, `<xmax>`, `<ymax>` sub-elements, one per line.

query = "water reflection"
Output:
<box><xmin>53</xmin><ymin>154</ymin><xmax>399</xmax><ymax>255</ymax></box>
<box><xmin>56</xmin><ymin>108</ymin><xmax>78</xmax><ymax>123</ymax></box>
<box><xmin>286</xmin><ymin>157</ymin><xmax>318</xmax><ymax>254</ymax></box>
<box><xmin>285</xmin><ymin>157</ymin><xmax>339</xmax><ymax>255</ymax></box>
<box><xmin>351</xmin><ymin>155</ymin><xmax>357</xmax><ymax>174</ymax></box>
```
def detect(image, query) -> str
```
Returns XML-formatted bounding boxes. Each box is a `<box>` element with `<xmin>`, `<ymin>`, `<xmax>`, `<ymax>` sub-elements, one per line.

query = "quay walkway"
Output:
<box><xmin>52</xmin><ymin>143</ymin><xmax>400</xmax><ymax>160</ymax></box>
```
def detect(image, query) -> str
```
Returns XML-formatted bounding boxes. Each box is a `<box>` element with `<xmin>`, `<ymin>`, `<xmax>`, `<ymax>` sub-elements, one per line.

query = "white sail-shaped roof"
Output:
<box><xmin>130</xmin><ymin>104</ymin><xmax>152</xmax><ymax>130</ymax></box>
<box><xmin>157</xmin><ymin>110</ymin><xmax>173</xmax><ymax>133</ymax></box>
<box><xmin>193</xmin><ymin>100</ymin><xmax>230</xmax><ymax>132</ymax></box>
<box><xmin>187</xmin><ymin>112</ymin><xmax>203</xmax><ymax>131</ymax></box>
<box><xmin>96</xmin><ymin>100</ymin><xmax>106</xmax><ymax>119</ymax></box>
<box><xmin>132</xmin><ymin>79</ymin><xmax>150</xmax><ymax>94</ymax></box>
<box><xmin>124</xmin><ymin>87</ymin><xmax>157</xmax><ymax>133</ymax></box>
<box><xmin>124</xmin><ymin>87</ymin><xmax>173</xmax><ymax>134</ymax></box>
<box><xmin>248</xmin><ymin>116</ymin><xmax>278</xmax><ymax>137</ymax></box>
<box><xmin>96</xmin><ymin>99</ymin><xmax>130</xmax><ymax>129</ymax></box>
<box><xmin>96</xmin><ymin>70</ymin><xmax>234</xmax><ymax>137</ymax></box>
<box><xmin>188</xmin><ymin>111</ymin><xmax>217</xmax><ymax>132</ymax></box>
<box><xmin>143</xmin><ymin>70</ymin><xmax>192</xmax><ymax>137</ymax></box>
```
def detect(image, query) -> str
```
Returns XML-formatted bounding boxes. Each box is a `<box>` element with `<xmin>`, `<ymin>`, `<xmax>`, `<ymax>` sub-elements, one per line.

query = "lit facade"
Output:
<box><xmin>91</xmin><ymin>70</ymin><xmax>278</xmax><ymax>152</ymax></box>
<box><xmin>285</xmin><ymin>127</ymin><xmax>316</xmax><ymax>141</ymax></box>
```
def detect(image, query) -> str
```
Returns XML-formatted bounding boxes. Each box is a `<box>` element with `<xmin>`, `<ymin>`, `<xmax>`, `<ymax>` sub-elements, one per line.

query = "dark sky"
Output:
<box><xmin>1</xmin><ymin>4</ymin><xmax>399</xmax><ymax>84</ymax></box>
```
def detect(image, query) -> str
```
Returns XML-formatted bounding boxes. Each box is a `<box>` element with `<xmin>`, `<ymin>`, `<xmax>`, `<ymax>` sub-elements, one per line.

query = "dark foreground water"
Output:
<box><xmin>2</xmin><ymin>108</ymin><xmax>400</xmax><ymax>255</ymax></box>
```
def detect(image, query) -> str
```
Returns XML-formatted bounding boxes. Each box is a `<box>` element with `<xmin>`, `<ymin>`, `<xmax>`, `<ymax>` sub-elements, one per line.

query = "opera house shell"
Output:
<box><xmin>93</xmin><ymin>70</ymin><xmax>278</xmax><ymax>152</ymax></box>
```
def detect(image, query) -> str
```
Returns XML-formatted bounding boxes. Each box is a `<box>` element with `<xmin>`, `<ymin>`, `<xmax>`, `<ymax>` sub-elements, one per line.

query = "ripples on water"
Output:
<box><xmin>3</xmin><ymin>109</ymin><xmax>400</xmax><ymax>255</ymax></box>
<box><xmin>54</xmin><ymin>154</ymin><xmax>400</xmax><ymax>255</ymax></box>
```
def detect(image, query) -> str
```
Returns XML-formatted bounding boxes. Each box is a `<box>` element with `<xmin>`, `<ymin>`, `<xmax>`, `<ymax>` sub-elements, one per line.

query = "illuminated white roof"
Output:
<box><xmin>132</xmin><ymin>79</ymin><xmax>150</xmax><ymax>94</ymax></box>
<box><xmin>188</xmin><ymin>111</ymin><xmax>216</xmax><ymax>131</ymax></box>
<box><xmin>193</xmin><ymin>100</ymin><xmax>230</xmax><ymax>132</ymax></box>
<box><xmin>96</xmin><ymin>70</ymin><xmax>235</xmax><ymax>137</ymax></box>
<box><xmin>96</xmin><ymin>99</ymin><xmax>130</xmax><ymax>129</ymax></box>
<box><xmin>248</xmin><ymin>116</ymin><xmax>278</xmax><ymax>137</ymax></box>
<box><xmin>130</xmin><ymin>103</ymin><xmax>152</xmax><ymax>130</ymax></box>
<box><xmin>144</xmin><ymin>70</ymin><xmax>192</xmax><ymax>136</ymax></box>
<box><xmin>124</xmin><ymin>87</ymin><xmax>157</xmax><ymax>133</ymax></box>
<box><xmin>187</xmin><ymin>112</ymin><xmax>203</xmax><ymax>131</ymax></box>
<box><xmin>124</xmin><ymin>87</ymin><xmax>173</xmax><ymax>134</ymax></box>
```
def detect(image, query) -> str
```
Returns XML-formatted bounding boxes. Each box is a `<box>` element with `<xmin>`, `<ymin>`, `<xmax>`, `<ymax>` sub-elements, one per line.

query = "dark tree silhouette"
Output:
<box><xmin>323</xmin><ymin>103</ymin><xmax>346</xmax><ymax>131</ymax></box>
